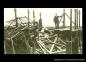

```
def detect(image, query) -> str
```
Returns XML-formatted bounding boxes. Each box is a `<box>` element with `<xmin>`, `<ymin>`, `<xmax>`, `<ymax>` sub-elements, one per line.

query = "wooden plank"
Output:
<box><xmin>49</xmin><ymin>35</ymin><xmax>58</xmax><ymax>53</ymax></box>
<box><xmin>35</xmin><ymin>50</ymin><xmax>39</xmax><ymax>54</ymax></box>
<box><xmin>65</xmin><ymin>13</ymin><xmax>70</xmax><ymax>19</ymax></box>
<box><xmin>74</xmin><ymin>9</ymin><xmax>77</xmax><ymax>29</ymax></box>
<box><xmin>11</xmin><ymin>38</ymin><xmax>15</xmax><ymax>54</ymax></box>
<box><xmin>28</xmin><ymin>9</ymin><xmax>29</xmax><ymax>27</ymax></box>
<box><xmin>37</xmin><ymin>41</ymin><xmax>46</xmax><ymax>54</ymax></box>
<box><xmin>79</xmin><ymin>10</ymin><xmax>80</xmax><ymax>28</ymax></box>
<box><xmin>11</xmin><ymin>32</ymin><xmax>20</xmax><ymax>38</ymax></box>
<box><xmin>63</xmin><ymin>9</ymin><xmax>65</xmax><ymax>28</ymax></box>
<box><xmin>38</xmin><ymin>40</ymin><xmax>50</xmax><ymax>53</ymax></box>
<box><xmin>76</xmin><ymin>9</ymin><xmax>78</xmax><ymax>29</ymax></box>
<box><xmin>70</xmin><ymin>9</ymin><xmax>72</xmax><ymax>54</ymax></box>
<box><xmin>43</xmin><ymin>39</ymin><xmax>66</xmax><ymax>47</ymax></box>
<box><xmin>14</xmin><ymin>8</ymin><xmax>18</xmax><ymax>27</ymax></box>
<box><xmin>51</xmin><ymin>49</ymin><xmax>66</xmax><ymax>54</ymax></box>
<box><xmin>58</xmin><ymin>38</ymin><xmax>66</xmax><ymax>45</ymax></box>
<box><xmin>23</xmin><ymin>35</ymin><xmax>31</xmax><ymax>54</ymax></box>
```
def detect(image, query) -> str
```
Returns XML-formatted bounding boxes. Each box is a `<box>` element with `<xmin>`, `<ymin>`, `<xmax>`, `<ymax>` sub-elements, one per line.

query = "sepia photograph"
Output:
<box><xmin>4</xmin><ymin>8</ymin><xmax>82</xmax><ymax>54</ymax></box>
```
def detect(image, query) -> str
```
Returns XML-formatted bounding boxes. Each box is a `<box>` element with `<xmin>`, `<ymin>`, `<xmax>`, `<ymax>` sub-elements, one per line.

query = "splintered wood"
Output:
<box><xmin>4</xmin><ymin>8</ymin><xmax>82</xmax><ymax>54</ymax></box>
<box><xmin>49</xmin><ymin>35</ymin><xmax>58</xmax><ymax>53</ymax></box>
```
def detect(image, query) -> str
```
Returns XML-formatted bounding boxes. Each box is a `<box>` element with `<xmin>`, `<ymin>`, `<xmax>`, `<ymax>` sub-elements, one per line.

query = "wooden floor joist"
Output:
<box><xmin>49</xmin><ymin>35</ymin><xmax>58</xmax><ymax>53</ymax></box>
<box><xmin>38</xmin><ymin>40</ymin><xmax>50</xmax><ymax>53</ymax></box>
<box><xmin>51</xmin><ymin>49</ymin><xmax>66</xmax><ymax>54</ymax></box>
<box><xmin>37</xmin><ymin>41</ymin><xmax>46</xmax><ymax>54</ymax></box>
<box><xmin>58</xmin><ymin>38</ymin><xmax>66</xmax><ymax>45</ymax></box>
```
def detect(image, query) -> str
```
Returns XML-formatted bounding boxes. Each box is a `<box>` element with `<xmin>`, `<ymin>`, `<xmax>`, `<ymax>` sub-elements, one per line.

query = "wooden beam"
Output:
<box><xmin>76</xmin><ymin>9</ymin><xmax>78</xmax><ymax>29</ymax></box>
<box><xmin>40</xmin><ymin>12</ymin><xmax>41</xmax><ymax>19</ymax></box>
<box><xmin>49</xmin><ymin>35</ymin><xmax>58</xmax><ymax>53</ymax></box>
<box><xmin>14</xmin><ymin>8</ymin><xmax>18</xmax><ymax>27</ymax></box>
<box><xmin>37</xmin><ymin>41</ymin><xmax>46</xmax><ymax>54</ymax></box>
<box><xmin>64</xmin><ymin>13</ymin><xmax>75</xmax><ymax>25</ymax></box>
<box><xmin>70</xmin><ymin>9</ymin><xmax>72</xmax><ymax>41</ymax></box>
<box><xmin>33</xmin><ymin>10</ymin><xmax>35</xmax><ymax>25</ymax></box>
<box><xmin>23</xmin><ymin>35</ymin><xmax>31</xmax><ymax>54</ymax></box>
<box><xmin>39</xmin><ymin>12</ymin><xmax>42</xmax><ymax>30</ymax></box>
<box><xmin>70</xmin><ymin>9</ymin><xmax>72</xmax><ymax>54</ymax></box>
<box><xmin>51</xmin><ymin>49</ymin><xmax>66</xmax><ymax>54</ymax></box>
<box><xmin>28</xmin><ymin>9</ymin><xmax>29</xmax><ymax>27</ymax></box>
<box><xmin>58</xmin><ymin>38</ymin><xmax>66</xmax><ymax>45</ymax></box>
<box><xmin>43</xmin><ymin>40</ymin><xmax>66</xmax><ymax>47</ymax></box>
<box><xmin>11</xmin><ymin>32</ymin><xmax>20</xmax><ymax>38</ymax></box>
<box><xmin>37</xmin><ymin>40</ymin><xmax>50</xmax><ymax>54</ymax></box>
<box><xmin>79</xmin><ymin>10</ymin><xmax>80</xmax><ymax>28</ymax></box>
<box><xmin>63</xmin><ymin>9</ymin><xmax>65</xmax><ymax>28</ymax></box>
<box><xmin>74</xmin><ymin>9</ymin><xmax>77</xmax><ymax>29</ymax></box>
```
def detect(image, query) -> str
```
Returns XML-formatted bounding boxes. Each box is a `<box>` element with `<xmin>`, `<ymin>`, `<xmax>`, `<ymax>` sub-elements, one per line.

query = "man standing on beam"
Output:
<box><xmin>53</xmin><ymin>14</ymin><xmax>62</xmax><ymax>29</ymax></box>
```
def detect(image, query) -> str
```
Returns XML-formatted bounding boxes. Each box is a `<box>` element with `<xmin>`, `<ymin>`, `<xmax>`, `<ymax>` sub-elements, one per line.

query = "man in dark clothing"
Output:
<box><xmin>39</xmin><ymin>18</ymin><xmax>42</xmax><ymax>31</ymax></box>
<box><xmin>54</xmin><ymin>14</ymin><xmax>62</xmax><ymax>29</ymax></box>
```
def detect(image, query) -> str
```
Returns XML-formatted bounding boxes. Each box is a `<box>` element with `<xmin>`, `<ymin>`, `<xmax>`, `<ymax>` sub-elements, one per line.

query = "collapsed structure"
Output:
<box><xmin>4</xmin><ymin>8</ymin><xmax>82</xmax><ymax>54</ymax></box>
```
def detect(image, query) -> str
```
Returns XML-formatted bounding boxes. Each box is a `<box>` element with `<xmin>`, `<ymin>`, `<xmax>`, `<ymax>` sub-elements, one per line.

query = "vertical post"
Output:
<box><xmin>63</xmin><ymin>9</ymin><xmax>65</xmax><ymax>28</ymax></box>
<box><xmin>79</xmin><ymin>10</ymin><xmax>80</xmax><ymax>28</ymax></box>
<box><xmin>14</xmin><ymin>8</ymin><xmax>18</xmax><ymax>27</ymax></box>
<box><xmin>39</xmin><ymin>12</ymin><xmax>42</xmax><ymax>30</ymax></box>
<box><xmin>33</xmin><ymin>10</ymin><xmax>36</xmax><ymax>54</ymax></box>
<box><xmin>70</xmin><ymin>9</ymin><xmax>72</xmax><ymax>54</ymax></box>
<box><xmin>4</xmin><ymin>41</ymin><xmax>6</xmax><ymax>54</ymax></box>
<box><xmin>40</xmin><ymin>12</ymin><xmax>41</xmax><ymax>19</ymax></box>
<box><xmin>78</xmin><ymin>10</ymin><xmax>81</xmax><ymax>53</ymax></box>
<box><xmin>27</xmin><ymin>9</ymin><xmax>30</xmax><ymax>53</ymax></box>
<box><xmin>74</xmin><ymin>9</ymin><xmax>76</xmax><ymax>29</ymax></box>
<box><xmin>39</xmin><ymin>12</ymin><xmax>42</xmax><ymax>26</ymax></box>
<box><xmin>77</xmin><ymin>9</ymin><xmax>79</xmax><ymax>54</ymax></box>
<box><xmin>76</xmin><ymin>9</ymin><xmax>78</xmax><ymax>29</ymax></box>
<box><xmin>72</xmin><ymin>35</ymin><xmax>79</xmax><ymax>54</ymax></box>
<box><xmin>28</xmin><ymin>9</ymin><xmax>29</xmax><ymax>27</ymax></box>
<box><xmin>33</xmin><ymin>10</ymin><xmax>35</xmax><ymax>25</ymax></box>
<box><xmin>66</xmin><ymin>9</ymin><xmax>73</xmax><ymax>54</ymax></box>
<box><xmin>70</xmin><ymin>9</ymin><xmax>72</xmax><ymax>41</ymax></box>
<box><xmin>72</xmin><ymin>9</ymin><xmax>79</xmax><ymax>54</ymax></box>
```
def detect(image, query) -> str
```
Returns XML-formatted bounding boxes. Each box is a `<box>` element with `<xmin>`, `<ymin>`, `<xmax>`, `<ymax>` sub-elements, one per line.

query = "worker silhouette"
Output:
<box><xmin>54</xmin><ymin>14</ymin><xmax>62</xmax><ymax>29</ymax></box>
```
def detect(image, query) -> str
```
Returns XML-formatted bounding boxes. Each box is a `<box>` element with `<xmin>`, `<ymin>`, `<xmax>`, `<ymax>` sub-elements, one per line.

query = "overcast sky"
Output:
<box><xmin>4</xmin><ymin>8</ymin><xmax>82</xmax><ymax>27</ymax></box>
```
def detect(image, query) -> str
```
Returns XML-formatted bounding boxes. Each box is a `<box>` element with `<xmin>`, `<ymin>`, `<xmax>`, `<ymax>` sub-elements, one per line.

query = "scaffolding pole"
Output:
<box><xmin>74</xmin><ymin>9</ymin><xmax>77</xmax><ymax>29</ymax></box>
<box><xmin>70</xmin><ymin>9</ymin><xmax>72</xmax><ymax>54</ymax></box>
<box><xmin>78</xmin><ymin>10</ymin><xmax>81</xmax><ymax>53</ymax></box>
<box><xmin>63</xmin><ymin>9</ymin><xmax>65</xmax><ymax>28</ymax></box>
<box><xmin>50</xmin><ymin>34</ymin><xmax>58</xmax><ymax>53</ymax></box>
<box><xmin>33</xmin><ymin>10</ymin><xmax>35</xmax><ymax>25</ymax></box>
<box><xmin>28</xmin><ymin>9</ymin><xmax>29</xmax><ymax>27</ymax></box>
<box><xmin>79</xmin><ymin>10</ymin><xmax>80</xmax><ymax>28</ymax></box>
<box><xmin>40</xmin><ymin>12</ymin><xmax>42</xmax><ymax>27</ymax></box>
<box><xmin>70</xmin><ymin>9</ymin><xmax>72</xmax><ymax>40</ymax></box>
<box><xmin>76</xmin><ymin>9</ymin><xmax>78</xmax><ymax>29</ymax></box>
<box><xmin>14</xmin><ymin>8</ymin><xmax>18</xmax><ymax>27</ymax></box>
<box><xmin>72</xmin><ymin>9</ymin><xmax>79</xmax><ymax>54</ymax></box>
